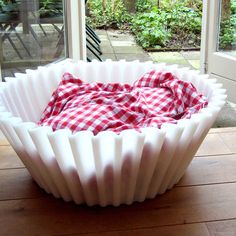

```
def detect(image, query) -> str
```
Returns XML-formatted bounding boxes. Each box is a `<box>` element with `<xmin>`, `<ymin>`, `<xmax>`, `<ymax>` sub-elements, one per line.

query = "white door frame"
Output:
<box><xmin>201</xmin><ymin>0</ymin><xmax>236</xmax><ymax>102</ymax></box>
<box><xmin>66</xmin><ymin>0</ymin><xmax>86</xmax><ymax>61</ymax></box>
<box><xmin>200</xmin><ymin>0</ymin><xmax>210</xmax><ymax>74</ymax></box>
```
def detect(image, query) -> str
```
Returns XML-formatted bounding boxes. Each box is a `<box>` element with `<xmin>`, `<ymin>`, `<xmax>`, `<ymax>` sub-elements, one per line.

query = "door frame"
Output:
<box><xmin>201</xmin><ymin>0</ymin><xmax>236</xmax><ymax>102</ymax></box>
<box><xmin>66</xmin><ymin>0</ymin><xmax>86</xmax><ymax>61</ymax></box>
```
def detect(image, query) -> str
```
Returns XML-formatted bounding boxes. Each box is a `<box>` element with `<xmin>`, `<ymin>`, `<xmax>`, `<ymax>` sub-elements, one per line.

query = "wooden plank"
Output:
<box><xmin>196</xmin><ymin>133</ymin><xmax>232</xmax><ymax>156</ymax></box>
<box><xmin>219</xmin><ymin>132</ymin><xmax>236</xmax><ymax>153</ymax></box>
<box><xmin>207</xmin><ymin>219</ymin><xmax>236</xmax><ymax>236</ymax></box>
<box><xmin>0</xmin><ymin>183</ymin><xmax>236</xmax><ymax>235</ymax></box>
<box><xmin>0</xmin><ymin>129</ymin><xmax>233</xmax><ymax>170</ymax></box>
<box><xmin>0</xmin><ymin>139</ymin><xmax>9</xmax><ymax>146</ymax></box>
<box><xmin>0</xmin><ymin>154</ymin><xmax>235</xmax><ymax>205</ymax></box>
<box><xmin>0</xmin><ymin>146</ymin><xmax>24</xmax><ymax>169</ymax></box>
<box><xmin>178</xmin><ymin>154</ymin><xmax>236</xmax><ymax>186</ymax></box>
<box><xmin>209</xmin><ymin>127</ymin><xmax>236</xmax><ymax>134</ymax></box>
<box><xmin>0</xmin><ymin>131</ymin><xmax>8</xmax><ymax>145</ymax></box>
<box><xmin>0</xmin><ymin>168</ymin><xmax>45</xmax><ymax>201</ymax></box>
<box><xmin>71</xmin><ymin>223</ymin><xmax>210</xmax><ymax>236</ymax></box>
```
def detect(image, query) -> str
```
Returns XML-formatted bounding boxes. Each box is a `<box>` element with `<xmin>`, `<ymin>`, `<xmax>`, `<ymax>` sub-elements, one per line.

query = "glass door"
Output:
<box><xmin>0</xmin><ymin>0</ymin><xmax>67</xmax><ymax>80</ymax></box>
<box><xmin>203</xmin><ymin>0</ymin><xmax>236</xmax><ymax>102</ymax></box>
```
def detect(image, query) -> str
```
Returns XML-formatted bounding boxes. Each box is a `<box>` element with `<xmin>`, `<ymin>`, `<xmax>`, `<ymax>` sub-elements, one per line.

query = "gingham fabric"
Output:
<box><xmin>38</xmin><ymin>70</ymin><xmax>208</xmax><ymax>134</ymax></box>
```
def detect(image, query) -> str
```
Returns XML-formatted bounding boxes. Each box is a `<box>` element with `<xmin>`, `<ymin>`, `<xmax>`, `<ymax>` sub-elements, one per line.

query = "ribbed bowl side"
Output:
<box><xmin>0</xmin><ymin>60</ymin><xmax>226</xmax><ymax>206</ymax></box>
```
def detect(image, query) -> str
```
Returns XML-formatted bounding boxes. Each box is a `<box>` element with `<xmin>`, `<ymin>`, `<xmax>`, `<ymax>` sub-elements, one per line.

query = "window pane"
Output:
<box><xmin>0</xmin><ymin>0</ymin><xmax>66</xmax><ymax>79</ymax></box>
<box><xmin>218</xmin><ymin>0</ymin><xmax>236</xmax><ymax>56</ymax></box>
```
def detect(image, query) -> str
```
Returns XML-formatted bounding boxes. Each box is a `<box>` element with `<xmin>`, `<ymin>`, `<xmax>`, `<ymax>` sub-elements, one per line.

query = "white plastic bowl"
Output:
<box><xmin>0</xmin><ymin>59</ymin><xmax>226</xmax><ymax>206</ymax></box>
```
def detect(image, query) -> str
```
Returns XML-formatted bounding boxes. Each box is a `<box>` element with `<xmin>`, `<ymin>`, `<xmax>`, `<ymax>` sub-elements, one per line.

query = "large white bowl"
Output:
<box><xmin>0</xmin><ymin>59</ymin><xmax>226</xmax><ymax>206</ymax></box>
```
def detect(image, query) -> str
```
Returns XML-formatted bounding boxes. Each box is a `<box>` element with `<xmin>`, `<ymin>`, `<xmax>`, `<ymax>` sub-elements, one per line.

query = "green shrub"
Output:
<box><xmin>165</xmin><ymin>6</ymin><xmax>202</xmax><ymax>48</ymax></box>
<box><xmin>131</xmin><ymin>5</ymin><xmax>201</xmax><ymax>49</ymax></box>
<box><xmin>0</xmin><ymin>0</ymin><xmax>63</xmax><ymax>17</ymax></box>
<box><xmin>39</xmin><ymin>0</ymin><xmax>63</xmax><ymax>17</ymax></box>
<box><xmin>219</xmin><ymin>0</ymin><xmax>236</xmax><ymax>50</ymax></box>
<box><xmin>86</xmin><ymin>0</ymin><xmax>236</xmax><ymax>50</ymax></box>
<box><xmin>0</xmin><ymin>0</ymin><xmax>5</xmax><ymax>9</ymax></box>
<box><xmin>135</xmin><ymin>0</ymin><xmax>202</xmax><ymax>13</ymax></box>
<box><xmin>131</xmin><ymin>9</ymin><xmax>170</xmax><ymax>48</ymax></box>
<box><xmin>0</xmin><ymin>0</ymin><xmax>19</xmax><ymax>12</ymax></box>
<box><xmin>135</xmin><ymin>0</ymin><xmax>156</xmax><ymax>13</ymax></box>
<box><xmin>87</xmin><ymin>0</ymin><xmax>131</xmax><ymax>29</ymax></box>
<box><xmin>219</xmin><ymin>15</ymin><xmax>236</xmax><ymax>49</ymax></box>
<box><xmin>231</xmin><ymin>0</ymin><xmax>236</xmax><ymax>14</ymax></box>
<box><xmin>153</xmin><ymin>0</ymin><xmax>202</xmax><ymax>13</ymax></box>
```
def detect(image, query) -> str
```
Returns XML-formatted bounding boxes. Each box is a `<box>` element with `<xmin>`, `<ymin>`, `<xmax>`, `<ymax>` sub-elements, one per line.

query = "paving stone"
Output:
<box><xmin>181</xmin><ymin>51</ymin><xmax>200</xmax><ymax>60</ymax></box>
<box><xmin>149</xmin><ymin>51</ymin><xmax>185</xmax><ymax>61</ymax></box>
<box><xmin>0</xmin><ymin>130</ymin><xmax>5</xmax><ymax>141</ymax></box>
<box><xmin>100</xmin><ymin>45</ymin><xmax>114</xmax><ymax>54</ymax></box>
<box><xmin>113</xmin><ymin>46</ymin><xmax>143</xmax><ymax>54</ymax></box>
<box><xmin>111</xmin><ymin>41</ymin><xmax>136</xmax><ymax>47</ymax></box>
<box><xmin>188</xmin><ymin>60</ymin><xmax>200</xmax><ymax>70</ymax></box>
<box><xmin>108</xmin><ymin>31</ymin><xmax>134</xmax><ymax>37</ymax></box>
<box><xmin>213</xmin><ymin>102</ymin><xmax>236</xmax><ymax>127</ymax></box>
<box><xmin>170</xmin><ymin>61</ymin><xmax>193</xmax><ymax>68</ymax></box>
<box><xmin>101</xmin><ymin>53</ymin><xmax>117</xmax><ymax>61</ymax></box>
<box><xmin>228</xmin><ymin>101</ymin><xmax>236</xmax><ymax>108</ymax></box>
<box><xmin>116</xmin><ymin>53</ymin><xmax>151</xmax><ymax>61</ymax></box>
<box><xmin>95</xmin><ymin>29</ymin><xmax>108</xmax><ymax>36</ymax></box>
<box><xmin>98</xmin><ymin>35</ymin><xmax>110</xmax><ymax>41</ymax></box>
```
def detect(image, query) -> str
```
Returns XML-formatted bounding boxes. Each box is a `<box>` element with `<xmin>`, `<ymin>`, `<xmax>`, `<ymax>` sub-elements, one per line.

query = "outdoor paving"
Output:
<box><xmin>92</xmin><ymin>30</ymin><xmax>152</xmax><ymax>62</ymax></box>
<box><xmin>213</xmin><ymin>101</ymin><xmax>236</xmax><ymax>128</ymax></box>
<box><xmin>92</xmin><ymin>29</ymin><xmax>235</xmax><ymax>128</ymax></box>
<box><xmin>93</xmin><ymin>29</ymin><xmax>201</xmax><ymax>70</ymax></box>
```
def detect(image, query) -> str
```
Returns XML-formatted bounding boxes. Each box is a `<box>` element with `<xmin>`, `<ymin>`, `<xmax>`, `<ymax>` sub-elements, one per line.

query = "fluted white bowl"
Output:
<box><xmin>0</xmin><ymin>59</ymin><xmax>226</xmax><ymax>206</ymax></box>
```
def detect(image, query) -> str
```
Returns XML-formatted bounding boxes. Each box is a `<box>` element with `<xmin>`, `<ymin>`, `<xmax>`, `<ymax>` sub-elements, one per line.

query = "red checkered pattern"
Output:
<box><xmin>38</xmin><ymin>70</ymin><xmax>208</xmax><ymax>134</ymax></box>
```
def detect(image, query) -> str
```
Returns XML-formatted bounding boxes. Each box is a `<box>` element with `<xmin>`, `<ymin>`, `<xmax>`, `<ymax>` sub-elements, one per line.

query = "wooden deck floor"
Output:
<box><xmin>1</xmin><ymin>127</ymin><xmax>236</xmax><ymax>235</ymax></box>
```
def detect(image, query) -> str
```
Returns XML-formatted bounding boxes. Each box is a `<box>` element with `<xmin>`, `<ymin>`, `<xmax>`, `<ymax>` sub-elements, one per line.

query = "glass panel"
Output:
<box><xmin>218</xmin><ymin>0</ymin><xmax>236</xmax><ymax>55</ymax></box>
<box><xmin>0</xmin><ymin>0</ymin><xmax>66</xmax><ymax>80</ymax></box>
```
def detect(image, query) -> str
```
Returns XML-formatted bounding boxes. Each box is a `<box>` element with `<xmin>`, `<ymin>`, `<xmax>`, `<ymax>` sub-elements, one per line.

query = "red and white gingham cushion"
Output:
<box><xmin>38</xmin><ymin>70</ymin><xmax>208</xmax><ymax>134</ymax></box>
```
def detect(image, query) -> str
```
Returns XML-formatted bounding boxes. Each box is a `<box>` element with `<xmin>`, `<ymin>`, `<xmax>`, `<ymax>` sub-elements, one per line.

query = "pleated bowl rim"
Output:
<box><xmin>0</xmin><ymin>59</ymin><xmax>227</xmax><ymax>137</ymax></box>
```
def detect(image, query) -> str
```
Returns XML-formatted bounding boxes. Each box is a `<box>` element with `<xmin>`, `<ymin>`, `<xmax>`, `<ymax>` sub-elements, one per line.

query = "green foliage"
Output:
<box><xmin>135</xmin><ymin>0</ymin><xmax>156</xmax><ymax>13</ymax></box>
<box><xmin>0</xmin><ymin>0</ymin><xmax>20</xmax><ymax>21</ymax></box>
<box><xmin>0</xmin><ymin>0</ymin><xmax>19</xmax><ymax>12</ymax></box>
<box><xmin>87</xmin><ymin>0</ymin><xmax>131</xmax><ymax>29</ymax></box>
<box><xmin>39</xmin><ymin>0</ymin><xmax>63</xmax><ymax>17</ymax></box>
<box><xmin>166</xmin><ymin>7</ymin><xmax>202</xmax><ymax>47</ymax></box>
<box><xmin>131</xmin><ymin>9</ymin><xmax>170</xmax><ymax>48</ymax></box>
<box><xmin>131</xmin><ymin>5</ymin><xmax>202</xmax><ymax>49</ymax></box>
<box><xmin>0</xmin><ymin>0</ymin><xmax>63</xmax><ymax>17</ymax></box>
<box><xmin>0</xmin><ymin>0</ymin><xmax>5</xmax><ymax>9</ymax></box>
<box><xmin>231</xmin><ymin>0</ymin><xmax>236</xmax><ymax>14</ymax></box>
<box><xmin>160</xmin><ymin>0</ymin><xmax>202</xmax><ymax>12</ymax></box>
<box><xmin>219</xmin><ymin>14</ymin><xmax>236</xmax><ymax>49</ymax></box>
<box><xmin>133</xmin><ymin>0</ymin><xmax>202</xmax><ymax>49</ymax></box>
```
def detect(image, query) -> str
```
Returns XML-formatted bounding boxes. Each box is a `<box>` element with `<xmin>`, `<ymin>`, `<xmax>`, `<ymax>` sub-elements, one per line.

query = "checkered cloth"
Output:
<box><xmin>38</xmin><ymin>70</ymin><xmax>208</xmax><ymax>134</ymax></box>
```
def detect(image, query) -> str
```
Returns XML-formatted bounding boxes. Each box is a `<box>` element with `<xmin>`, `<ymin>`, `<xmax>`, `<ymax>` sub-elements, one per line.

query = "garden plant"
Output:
<box><xmin>0</xmin><ymin>0</ymin><xmax>235</xmax><ymax>51</ymax></box>
<box><xmin>87</xmin><ymin>0</ymin><xmax>236</xmax><ymax>51</ymax></box>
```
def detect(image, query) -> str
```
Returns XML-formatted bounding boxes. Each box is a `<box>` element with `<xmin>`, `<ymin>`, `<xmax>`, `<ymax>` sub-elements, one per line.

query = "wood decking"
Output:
<box><xmin>1</xmin><ymin>127</ymin><xmax>236</xmax><ymax>235</ymax></box>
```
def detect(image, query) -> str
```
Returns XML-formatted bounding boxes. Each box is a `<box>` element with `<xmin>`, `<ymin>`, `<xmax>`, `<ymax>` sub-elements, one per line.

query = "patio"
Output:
<box><xmin>89</xmin><ymin>29</ymin><xmax>201</xmax><ymax>70</ymax></box>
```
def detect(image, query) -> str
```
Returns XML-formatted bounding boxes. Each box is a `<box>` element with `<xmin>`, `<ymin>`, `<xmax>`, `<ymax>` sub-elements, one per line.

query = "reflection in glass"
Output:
<box><xmin>219</xmin><ymin>0</ymin><xmax>236</xmax><ymax>55</ymax></box>
<box><xmin>0</xmin><ymin>0</ymin><xmax>66</xmax><ymax>79</ymax></box>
